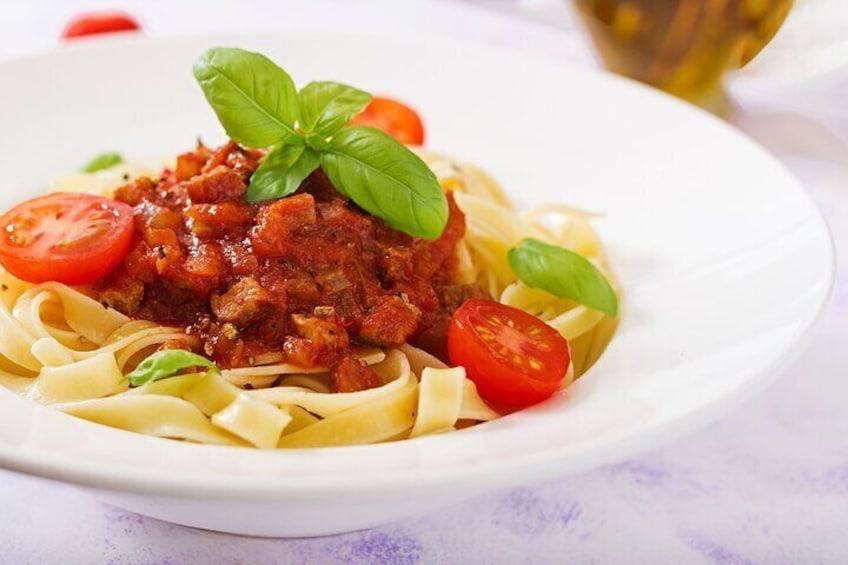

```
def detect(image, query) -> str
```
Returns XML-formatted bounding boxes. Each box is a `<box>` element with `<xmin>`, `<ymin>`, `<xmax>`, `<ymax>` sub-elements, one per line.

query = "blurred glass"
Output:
<box><xmin>572</xmin><ymin>0</ymin><xmax>794</xmax><ymax>112</ymax></box>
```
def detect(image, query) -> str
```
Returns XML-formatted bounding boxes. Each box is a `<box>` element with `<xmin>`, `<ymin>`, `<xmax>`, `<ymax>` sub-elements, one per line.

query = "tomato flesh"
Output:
<box><xmin>350</xmin><ymin>96</ymin><xmax>425</xmax><ymax>145</ymax></box>
<box><xmin>62</xmin><ymin>12</ymin><xmax>141</xmax><ymax>39</ymax></box>
<box><xmin>448</xmin><ymin>299</ymin><xmax>571</xmax><ymax>407</ymax></box>
<box><xmin>0</xmin><ymin>193</ymin><xmax>135</xmax><ymax>285</ymax></box>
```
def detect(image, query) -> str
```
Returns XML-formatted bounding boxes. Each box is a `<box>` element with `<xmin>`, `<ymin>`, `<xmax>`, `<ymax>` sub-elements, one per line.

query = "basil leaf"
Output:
<box><xmin>298</xmin><ymin>81</ymin><xmax>372</xmax><ymax>136</ymax></box>
<box><xmin>320</xmin><ymin>126</ymin><xmax>448</xmax><ymax>239</ymax></box>
<box><xmin>81</xmin><ymin>152</ymin><xmax>123</xmax><ymax>173</ymax></box>
<box><xmin>247</xmin><ymin>145</ymin><xmax>320</xmax><ymax>203</ymax></box>
<box><xmin>508</xmin><ymin>238</ymin><xmax>618</xmax><ymax>317</ymax></box>
<box><xmin>126</xmin><ymin>350</ymin><xmax>220</xmax><ymax>387</ymax></box>
<box><xmin>193</xmin><ymin>47</ymin><xmax>299</xmax><ymax>148</ymax></box>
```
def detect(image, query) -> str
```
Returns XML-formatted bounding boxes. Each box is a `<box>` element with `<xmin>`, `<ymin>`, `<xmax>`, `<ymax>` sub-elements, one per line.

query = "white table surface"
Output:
<box><xmin>2</xmin><ymin>1</ymin><xmax>847</xmax><ymax>563</ymax></box>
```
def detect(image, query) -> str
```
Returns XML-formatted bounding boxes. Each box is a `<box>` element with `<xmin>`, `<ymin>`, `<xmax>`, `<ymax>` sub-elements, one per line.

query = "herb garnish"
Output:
<box><xmin>193</xmin><ymin>47</ymin><xmax>448</xmax><ymax>239</ymax></box>
<box><xmin>81</xmin><ymin>152</ymin><xmax>123</xmax><ymax>173</ymax></box>
<box><xmin>126</xmin><ymin>350</ymin><xmax>220</xmax><ymax>387</ymax></box>
<box><xmin>508</xmin><ymin>238</ymin><xmax>618</xmax><ymax>317</ymax></box>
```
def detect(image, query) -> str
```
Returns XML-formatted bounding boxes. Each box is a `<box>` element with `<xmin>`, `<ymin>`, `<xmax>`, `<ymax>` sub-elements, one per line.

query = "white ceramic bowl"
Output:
<box><xmin>0</xmin><ymin>34</ymin><xmax>834</xmax><ymax>537</ymax></box>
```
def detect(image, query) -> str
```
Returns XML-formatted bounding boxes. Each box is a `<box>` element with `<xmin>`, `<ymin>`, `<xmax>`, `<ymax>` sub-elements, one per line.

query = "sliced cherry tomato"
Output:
<box><xmin>61</xmin><ymin>12</ymin><xmax>141</xmax><ymax>40</ymax></box>
<box><xmin>350</xmin><ymin>97</ymin><xmax>425</xmax><ymax>145</ymax></box>
<box><xmin>0</xmin><ymin>193</ymin><xmax>135</xmax><ymax>285</ymax></box>
<box><xmin>448</xmin><ymin>299</ymin><xmax>571</xmax><ymax>407</ymax></box>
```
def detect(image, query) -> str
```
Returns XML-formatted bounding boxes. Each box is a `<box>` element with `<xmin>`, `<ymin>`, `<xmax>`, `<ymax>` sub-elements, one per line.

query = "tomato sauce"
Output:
<box><xmin>97</xmin><ymin>141</ymin><xmax>487</xmax><ymax>391</ymax></box>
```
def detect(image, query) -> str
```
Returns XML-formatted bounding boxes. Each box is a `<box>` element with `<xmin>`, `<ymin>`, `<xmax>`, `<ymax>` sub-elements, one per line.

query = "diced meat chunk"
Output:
<box><xmin>412</xmin><ymin>284</ymin><xmax>490</xmax><ymax>362</ymax></box>
<box><xmin>134</xmin><ymin>201</ymin><xmax>182</xmax><ymax>230</ymax></box>
<box><xmin>175</xmin><ymin>151</ymin><xmax>208</xmax><ymax>181</ymax></box>
<box><xmin>183</xmin><ymin>165</ymin><xmax>247</xmax><ymax>203</ymax></box>
<box><xmin>114</xmin><ymin>177</ymin><xmax>157</xmax><ymax>206</ymax></box>
<box><xmin>282</xmin><ymin>337</ymin><xmax>318</xmax><ymax>368</ymax></box>
<box><xmin>250</xmin><ymin>194</ymin><xmax>317</xmax><ymax>256</ymax></box>
<box><xmin>313</xmin><ymin>267</ymin><xmax>368</xmax><ymax>324</ymax></box>
<box><xmin>142</xmin><ymin>227</ymin><xmax>179</xmax><ymax>248</ymax></box>
<box><xmin>181</xmin><ymin>242</ymin><xmax>227</xmax><ymax>295</ymax></box>
<box><xmin>380</xmin><ymin>247</ymin><xmax>413</xmax><ymax>282</ymax></box>
<box><xmin>332</xmin><ymin>356</ymin><xmax>383</xmax><ymax>392</ymax></box>
<box><xmin>253</xmin><ymin>316</ymin><xmax>288</xmax><ymax>346</ymax></box>
<box><xmin>210</xmin><ymin>277</ymin><xmax>279</xmax><ymax>327</ymax></box>
<box><xmin>140</xmin><ymin>228</ymin><xmax>182</xmax><ymax>277</ymax></box>
<box><xmin>438</xmin><ymin>284</ymin><xmax>491</xmax><ymax>311</ymax></box>
<box><xmin>185</xmin><ymin>202</ymin><xmax>252</xmax><ymax>238</ymax></box>
<box><xmin>202</xmin><ymin>141</ymin><xmax>263</xmax><ymax>179</ymax></box>
<box><xmin>393</xmin><ymin>277</ymin><xmax>439</xmax><ymax>313</ymax></box>
<box><xmin>292</xmin><ymin>310</ymin><xmax>350</xmax><ymax>351</ymax></box>
<box><xmin>358</xmin><ymin>295</ymin><xmax>421</xmax><ymax>348</ymax></box>
<box><xmin>316</xmin><ymin>198</ymin><xmax>374</xmax><ymax>236</ymax></box>
<box><xmin>225</xmin><ymin>147</ymin><xmax>262</xmax><ymax>179</ymax></box>
<box><xmin>283</xmin><ymin>309</ymin><xmax>350</xmax><ymax>368</ymax></box>
<box><xmin>222</xmin><ymin>241</ymin><xmax>259</xmax><ymax>276</ymax></box>
<box><xmin>282</xmin><ymin>277</ymin><xmax>321</xmax><ymax>307</ymax></box>
<box><xmin>201</xmin><ymin>322</ymin><xmax>247</xmax><ymax>368</ymax></box>
<box><xmin>97</xmin><ymin>269</ymin><xmax>144</xmax><ymax>314</ymax></box>
<box><xmin>124</xmin><ymin>241</ymin><xmax>156</xmax><ymax>283</ymax></box>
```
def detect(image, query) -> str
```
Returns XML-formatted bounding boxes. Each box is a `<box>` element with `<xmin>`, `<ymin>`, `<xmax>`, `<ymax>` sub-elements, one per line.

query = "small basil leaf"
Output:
<box><xmin>247</xmin><ymin>145</ymin><xmax>320</xmax><ymax>203</ymax></box>
<box><xmin>126</xmin><ymin>350</ymin><xmax>220</xmax><ymax>387</ymax></box>
<box><xmin>193</xmin><ymin>47</ymin><xmax>299</xmax><ymax>148</ymax></box>
<box><xmin>81</xmin><ymin>152</ymin><xmax>123</xmax><ymax>173</ymax></box>
<box><xmin>320</xmin><ymin>126</ymin><xmax>448</xmax><ymax>239</ymax></box>
<box><xmin>298</xmin><ymin>81</ymin><xmax>372</xmax><ymax>136</ymax></box>
<box><xmin>508</xmin><ymin>238</ymin><xmax>618</xmax><ymax>317</ymax></box>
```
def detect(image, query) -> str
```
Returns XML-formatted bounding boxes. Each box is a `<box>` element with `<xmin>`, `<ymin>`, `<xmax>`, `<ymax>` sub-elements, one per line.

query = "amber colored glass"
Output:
<box><xmin>573</xmin><ymin>0</ymin><xmax>794</xmax><ymax>112</ymax></box>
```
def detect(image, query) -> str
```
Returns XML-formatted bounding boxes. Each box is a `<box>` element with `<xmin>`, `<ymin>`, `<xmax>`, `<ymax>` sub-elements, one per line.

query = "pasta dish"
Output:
<box><xmin>0</xmin><ymin>47</ymin><xmax>618</xmax><ymax>448</ymax></box>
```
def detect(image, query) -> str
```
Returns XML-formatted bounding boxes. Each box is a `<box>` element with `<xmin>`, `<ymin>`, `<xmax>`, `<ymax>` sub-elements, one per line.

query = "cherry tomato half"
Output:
<box><xmin>61</xmin><ymin>12</ymin><xmax>141</xmax><ymax>40</ymax></box>
<box><xmin>448</xmin><ymin>299</ymin><xmax>571</xmax><ymax>407</ymax></box>
<box><xmin>0</xmin><ymin>193</ymin><xmax>135</xmax><ymax>285</ymax></box>
<box><xmin>350</xmin><ymin>96</ymin><xmax>425</xmax><ymax>145</ymax></box>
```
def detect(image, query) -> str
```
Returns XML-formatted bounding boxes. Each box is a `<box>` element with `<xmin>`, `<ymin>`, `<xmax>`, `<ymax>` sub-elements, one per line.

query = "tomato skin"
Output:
<box><xmin>350</xmin><ymin>97</ymin><xmax>425</xmax><ymax>145</ymax></box>
<box><xmin>62</xmin><ymin>12</ymin><xmax>141</xmax><ymax>40</ymax></box>
<box><xmin>0</xmin><ymin>193</ymin><xmax>135</xmax><ymax>285</ymax></box>
<box><xmin>448</xmin><ymin>299</ymin><xmax>571</xmax><ymax>407</ymax></box>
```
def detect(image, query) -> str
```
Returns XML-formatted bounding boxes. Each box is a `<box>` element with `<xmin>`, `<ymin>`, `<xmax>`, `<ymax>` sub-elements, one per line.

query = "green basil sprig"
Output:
<box><xmin>193</xmin><ymin>47</ymin><xmax>448</xmax><ymax>239</ymax></box>
<box><xmin>298</xmin><ymin>81</ymin><xmax>372</xmax><ymax>135</ymax></box>
<box><xmin>126</xmin><ymin>350</ymin><xmax>220</xmax><ymax>387</ymax></box>
<box><xmin>248</xmin><ymin>145</ymin><xmax>320</xmax><ymax>203</ymax></box>
<box><xmin>193</xmin><ymin>47</ymin><xmax>299</xmax><ymax>147</ymax></box>
<box><xmin>508</xmin><ymin>238</ymin><xmax>618</xmax><ymax>317</ymax></box>
<box><xmin>81</xmin><ymin>152</ymin><xmax>123</xmax><ymax>173</ymax></box>
<box><xmin>321</xmin><ymin>127</ymin><xmax>449</xmax><ymax>238</ymax></box>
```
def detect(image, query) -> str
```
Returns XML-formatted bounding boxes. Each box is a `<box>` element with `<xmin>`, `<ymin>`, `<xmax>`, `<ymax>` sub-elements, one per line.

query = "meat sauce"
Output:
<box><xmin>97</xmin><ymin>141</ymin><xmax>488</xmax><ymax>392</ymax></box>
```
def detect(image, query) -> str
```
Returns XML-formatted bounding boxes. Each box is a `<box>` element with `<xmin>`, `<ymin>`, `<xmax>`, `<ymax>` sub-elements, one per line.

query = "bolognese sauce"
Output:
<box><xmin>96</xmin><ymin>141</ymin><xmax>488</xmax><ymax>392</ymax></box>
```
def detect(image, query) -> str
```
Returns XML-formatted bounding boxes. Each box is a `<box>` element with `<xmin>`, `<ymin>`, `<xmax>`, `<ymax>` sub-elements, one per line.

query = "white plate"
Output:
<box><xmin>0</xmin><ymin>34</ymin><xmax>833</xmax><ymax>537</ymax></box>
